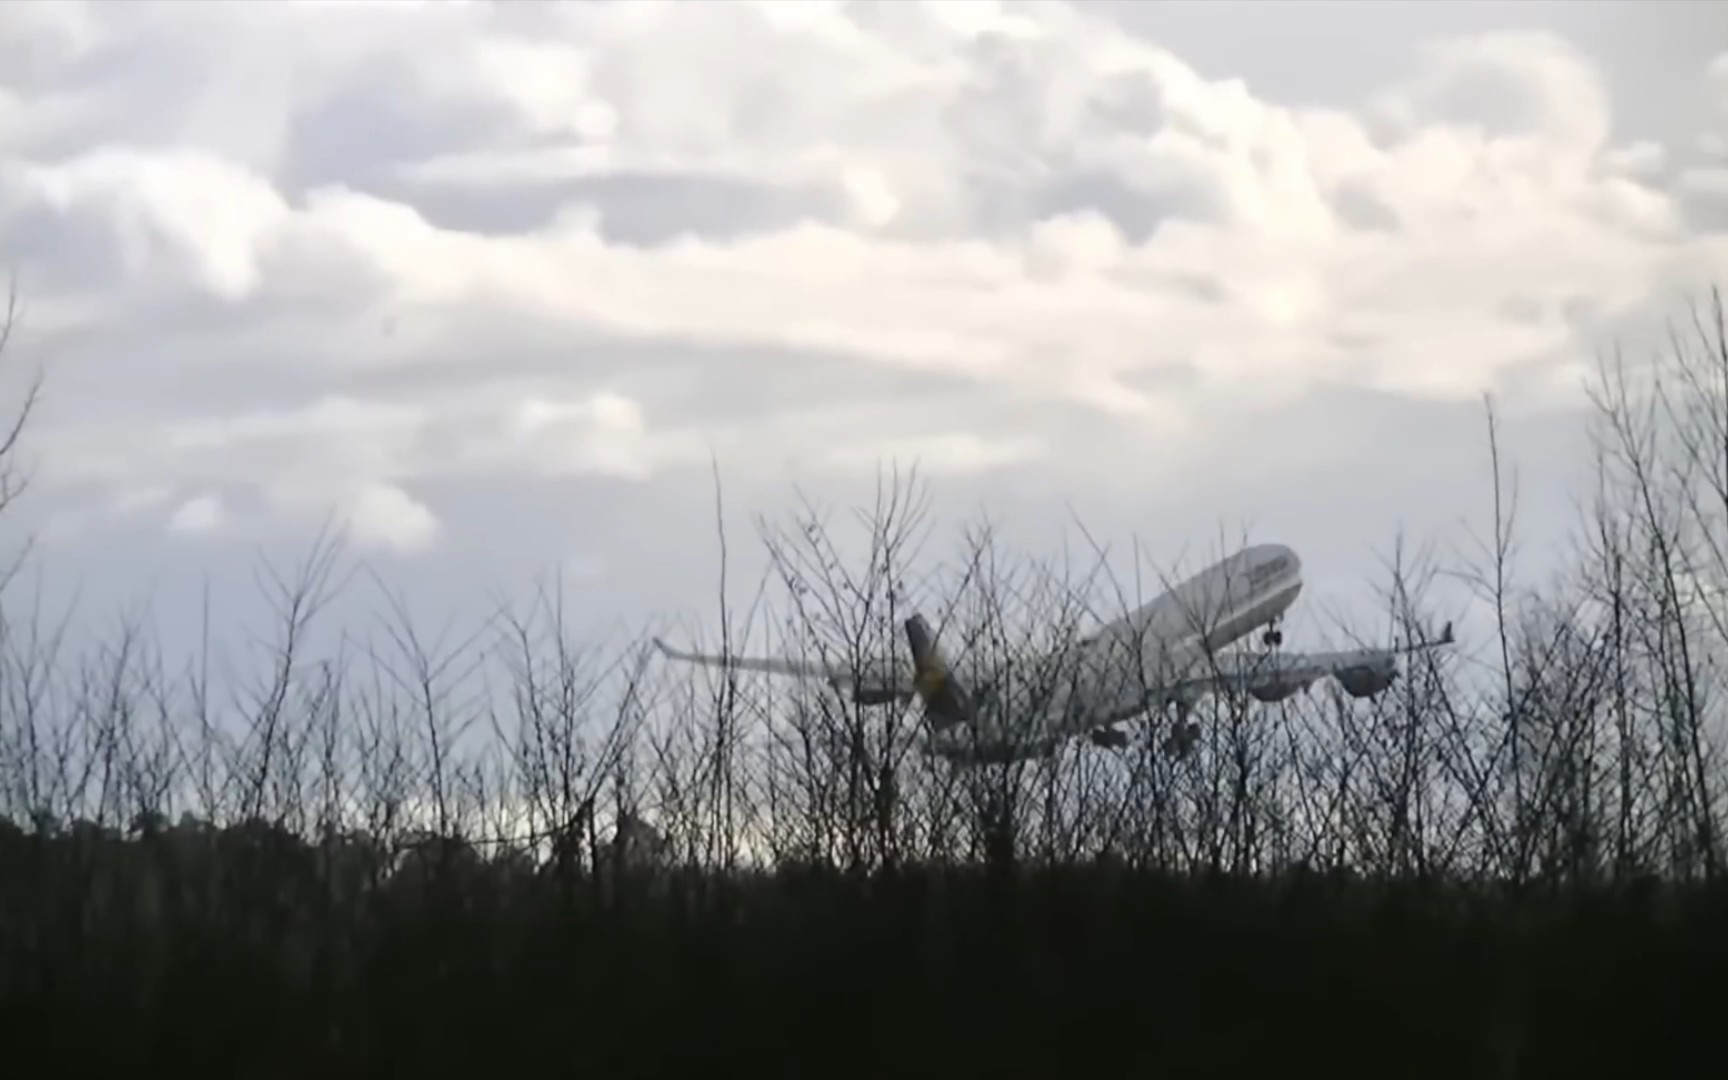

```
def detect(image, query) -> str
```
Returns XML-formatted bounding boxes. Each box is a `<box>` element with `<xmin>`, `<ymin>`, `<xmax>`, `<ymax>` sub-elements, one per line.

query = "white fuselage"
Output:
<box><xmin>926</xmin><ymin>544</ymin><xmax>1302</xmax><ymax>762</ymax></box>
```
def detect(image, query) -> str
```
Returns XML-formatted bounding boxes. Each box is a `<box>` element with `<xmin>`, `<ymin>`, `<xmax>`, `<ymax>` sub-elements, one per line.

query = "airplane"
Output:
<box><xmin>652</xmin><ymin>543</ymin><xmax>1457</xmax><ymax>767</ymax></box>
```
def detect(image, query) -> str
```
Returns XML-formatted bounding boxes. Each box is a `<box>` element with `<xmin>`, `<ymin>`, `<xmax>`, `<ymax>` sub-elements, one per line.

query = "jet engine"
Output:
<box><xmin>850</xmin><ymin>684</ymin><xmax>902</xmax><ymax>707</ymax></box>
<box><xmin>1334</xmin><ymin>660</ymin><xmax>1397</xmax><ymax>699</ymax></box>
<box><xmin>1248</xmin><ymin>676</ymin><xmax>1313</xmax><ymax>703</ymax></box>
<box><xmin>828</xmin><ymin>661</ymin><xmax>911</xmax><ymax>707</ymax></box>
<box><xmin>1089</xmin><ymin>727</ymin><xmax>1130</xmax><ymax>749</ymax></box>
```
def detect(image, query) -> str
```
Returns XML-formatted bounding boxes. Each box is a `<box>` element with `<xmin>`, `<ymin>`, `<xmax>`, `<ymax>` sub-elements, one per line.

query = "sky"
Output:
<box><xmin>0</xmin><ymin>0</ymin><xmax>1725</xmax><ymax>675</ymax></box>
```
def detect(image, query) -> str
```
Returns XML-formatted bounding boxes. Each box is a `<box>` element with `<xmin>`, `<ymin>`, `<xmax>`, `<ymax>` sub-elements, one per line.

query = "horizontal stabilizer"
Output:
<box><xmin>652</xmin><ymin>636</ymin><xmax>912</xmax><ymax>703</ymax></box>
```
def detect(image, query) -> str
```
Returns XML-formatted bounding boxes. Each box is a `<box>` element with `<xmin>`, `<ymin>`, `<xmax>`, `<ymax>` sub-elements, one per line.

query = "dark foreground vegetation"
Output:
<box><xmin>6</xmin><ymin>819</ymin><xmax>1728</xmax><ymax>1077</ymax></box>
<box><xmin>2</xmin><ymin>290</ymin><xmax>1727</xmax><ymax>1077</ymax></box>
<box><xmin>5</xmin><ymin>827</ymin><xmax>1728</xmax><ymax>1077</ymax></box>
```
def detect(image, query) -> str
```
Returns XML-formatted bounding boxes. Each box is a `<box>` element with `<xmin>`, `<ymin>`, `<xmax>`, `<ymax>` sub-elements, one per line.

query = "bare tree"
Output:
<box><xmin>2</xmin><ymin>273</ymin><xmax>1728</xmax><ymax>1072</ymax></box>
<box><xmin>0</xmin><ymin>276</ymin><xmax>42</xmax><ymax>593</ymax></box>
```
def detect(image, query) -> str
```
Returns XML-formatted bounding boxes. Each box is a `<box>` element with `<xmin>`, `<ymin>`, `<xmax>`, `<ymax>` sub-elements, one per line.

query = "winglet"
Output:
<box><xmin>1396</xmin><ymin>620</ymin><xmax>1457</xmax><ymax>655</ymax></box>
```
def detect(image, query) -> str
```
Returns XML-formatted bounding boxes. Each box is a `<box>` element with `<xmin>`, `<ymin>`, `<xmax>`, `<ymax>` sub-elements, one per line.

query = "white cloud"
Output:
<box><xmin>0</xmin><ymin>0</ymin><xmax>1722</xmax><ymax>572</ymax></box>
<box><xmin>503</xmin><ymin>392</ymin><xmax>673</xmax><ymax>481</ymax></box>
<box><xmin>166</xmin><ymin>493</ymin><xmax>225</xmax><ymax>535</ymax></box>
<box><xmin>822</xmin><ymin>431</ymin><xmax>1045</xmax><ymax>477</ymax></box>
<box><xmin>109</xmin><ymin>484</ymin><xmax>172</xmax><ymax>516</ymax></box>
<box><xmin>24</xmin><ymin>382</ymin><xmax>716</xmax><ymax>556</ymax></box>
<box><xmin>1604</xmin><ymin>140</ymin><xmax>1666</xmax><ymax>177</ymax></box>
<box><xmin>1382</xmin><ymin>31</ymin><xmax>1612</xmax><ymax>152</ymax></box>
<box><xmin>1681</xmin><ymin>54</ymin><xmax>1728</xmax><ymax>221</ymax></box>
<box><xmin>15</xmin><ymin>146</ymin><xmax>291</xmax><ymax>300</ymax></box>
<box><xmin>339</xmin><ymin>481</ymin><xmax>439</xmax><ymax>556</ymax></box>
<box><xmin>562</xmin><ymin>552</ymin><xmax>606</xmax><ymax>582</ymax></box>
<box><xmin>1683</xmin><ymin>167</ymin><xmax>1728</xmax><ymax>199</ymax></box>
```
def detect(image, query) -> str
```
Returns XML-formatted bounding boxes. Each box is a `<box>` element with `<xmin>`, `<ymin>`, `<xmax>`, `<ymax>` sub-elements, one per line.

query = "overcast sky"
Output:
<box><xmin>1</xmin><ymin>0</ymin><xmax>1724</xmax><ymax>668</ymax></box>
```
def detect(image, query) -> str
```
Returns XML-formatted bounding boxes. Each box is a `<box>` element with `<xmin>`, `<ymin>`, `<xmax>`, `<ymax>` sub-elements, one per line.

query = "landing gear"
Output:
<box><xmin>1262</xmin><ymin>618</ymin><xmax>1284</xmax><ymax>649</ymax></box>
<box><xmin>1162</xmin><ymin>720</ymin><xmax>1200</xmax><ymax>758</ymax></box>
<box><xmin>1160</xmin><ymin>699</ymin><xmax>1201</xmax><ymax>758</ymax></box>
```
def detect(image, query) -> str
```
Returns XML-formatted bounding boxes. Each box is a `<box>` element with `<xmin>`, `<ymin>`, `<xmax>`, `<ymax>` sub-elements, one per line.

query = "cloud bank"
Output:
<box><xmin>0</xmin><ymin>0</ymin><xmax>1722</xmax><ymax>563</ymax></box>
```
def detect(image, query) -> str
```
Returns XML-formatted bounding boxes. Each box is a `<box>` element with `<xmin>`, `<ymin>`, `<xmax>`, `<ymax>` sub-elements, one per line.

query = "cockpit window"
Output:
<box><xmin>1248</xmin><ymin>555</ymin><xmax>1289</xmax><ymax>587</ymax></box>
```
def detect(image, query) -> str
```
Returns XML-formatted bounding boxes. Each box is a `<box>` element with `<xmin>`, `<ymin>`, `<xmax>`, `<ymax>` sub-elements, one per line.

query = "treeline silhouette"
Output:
<box><xmin>2</xmin><ymin>290</ymin><xmax>1727</xmax><ymax>1076</ymax></box>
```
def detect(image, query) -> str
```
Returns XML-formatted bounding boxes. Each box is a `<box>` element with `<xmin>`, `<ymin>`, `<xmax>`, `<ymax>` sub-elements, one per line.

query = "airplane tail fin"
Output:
<box><xmin>904</xmin><ymin>614</ymin><xmax>940</xmax><ymax>675</ymax></box>
<box><xmin>904</xmin><ymin>614</ymin><xmax>972</xmax><ymax>729</ymax></box>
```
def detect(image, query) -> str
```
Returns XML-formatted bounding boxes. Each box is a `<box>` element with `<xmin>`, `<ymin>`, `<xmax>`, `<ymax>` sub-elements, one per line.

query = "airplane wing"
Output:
<box><xmin>1167</xmin><ymin>650</ymin><xmax>1337</xmax><ymax>698</ymax></box>
<box><xmin>1165</xmin><ymin>622</ymin><xmax>1456</xmax><ymax>703</ymax></box>
<box><xmin>652</xmin><ymin>637</ymin><xmax>915</xmax><ymax>704</ymax></box>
